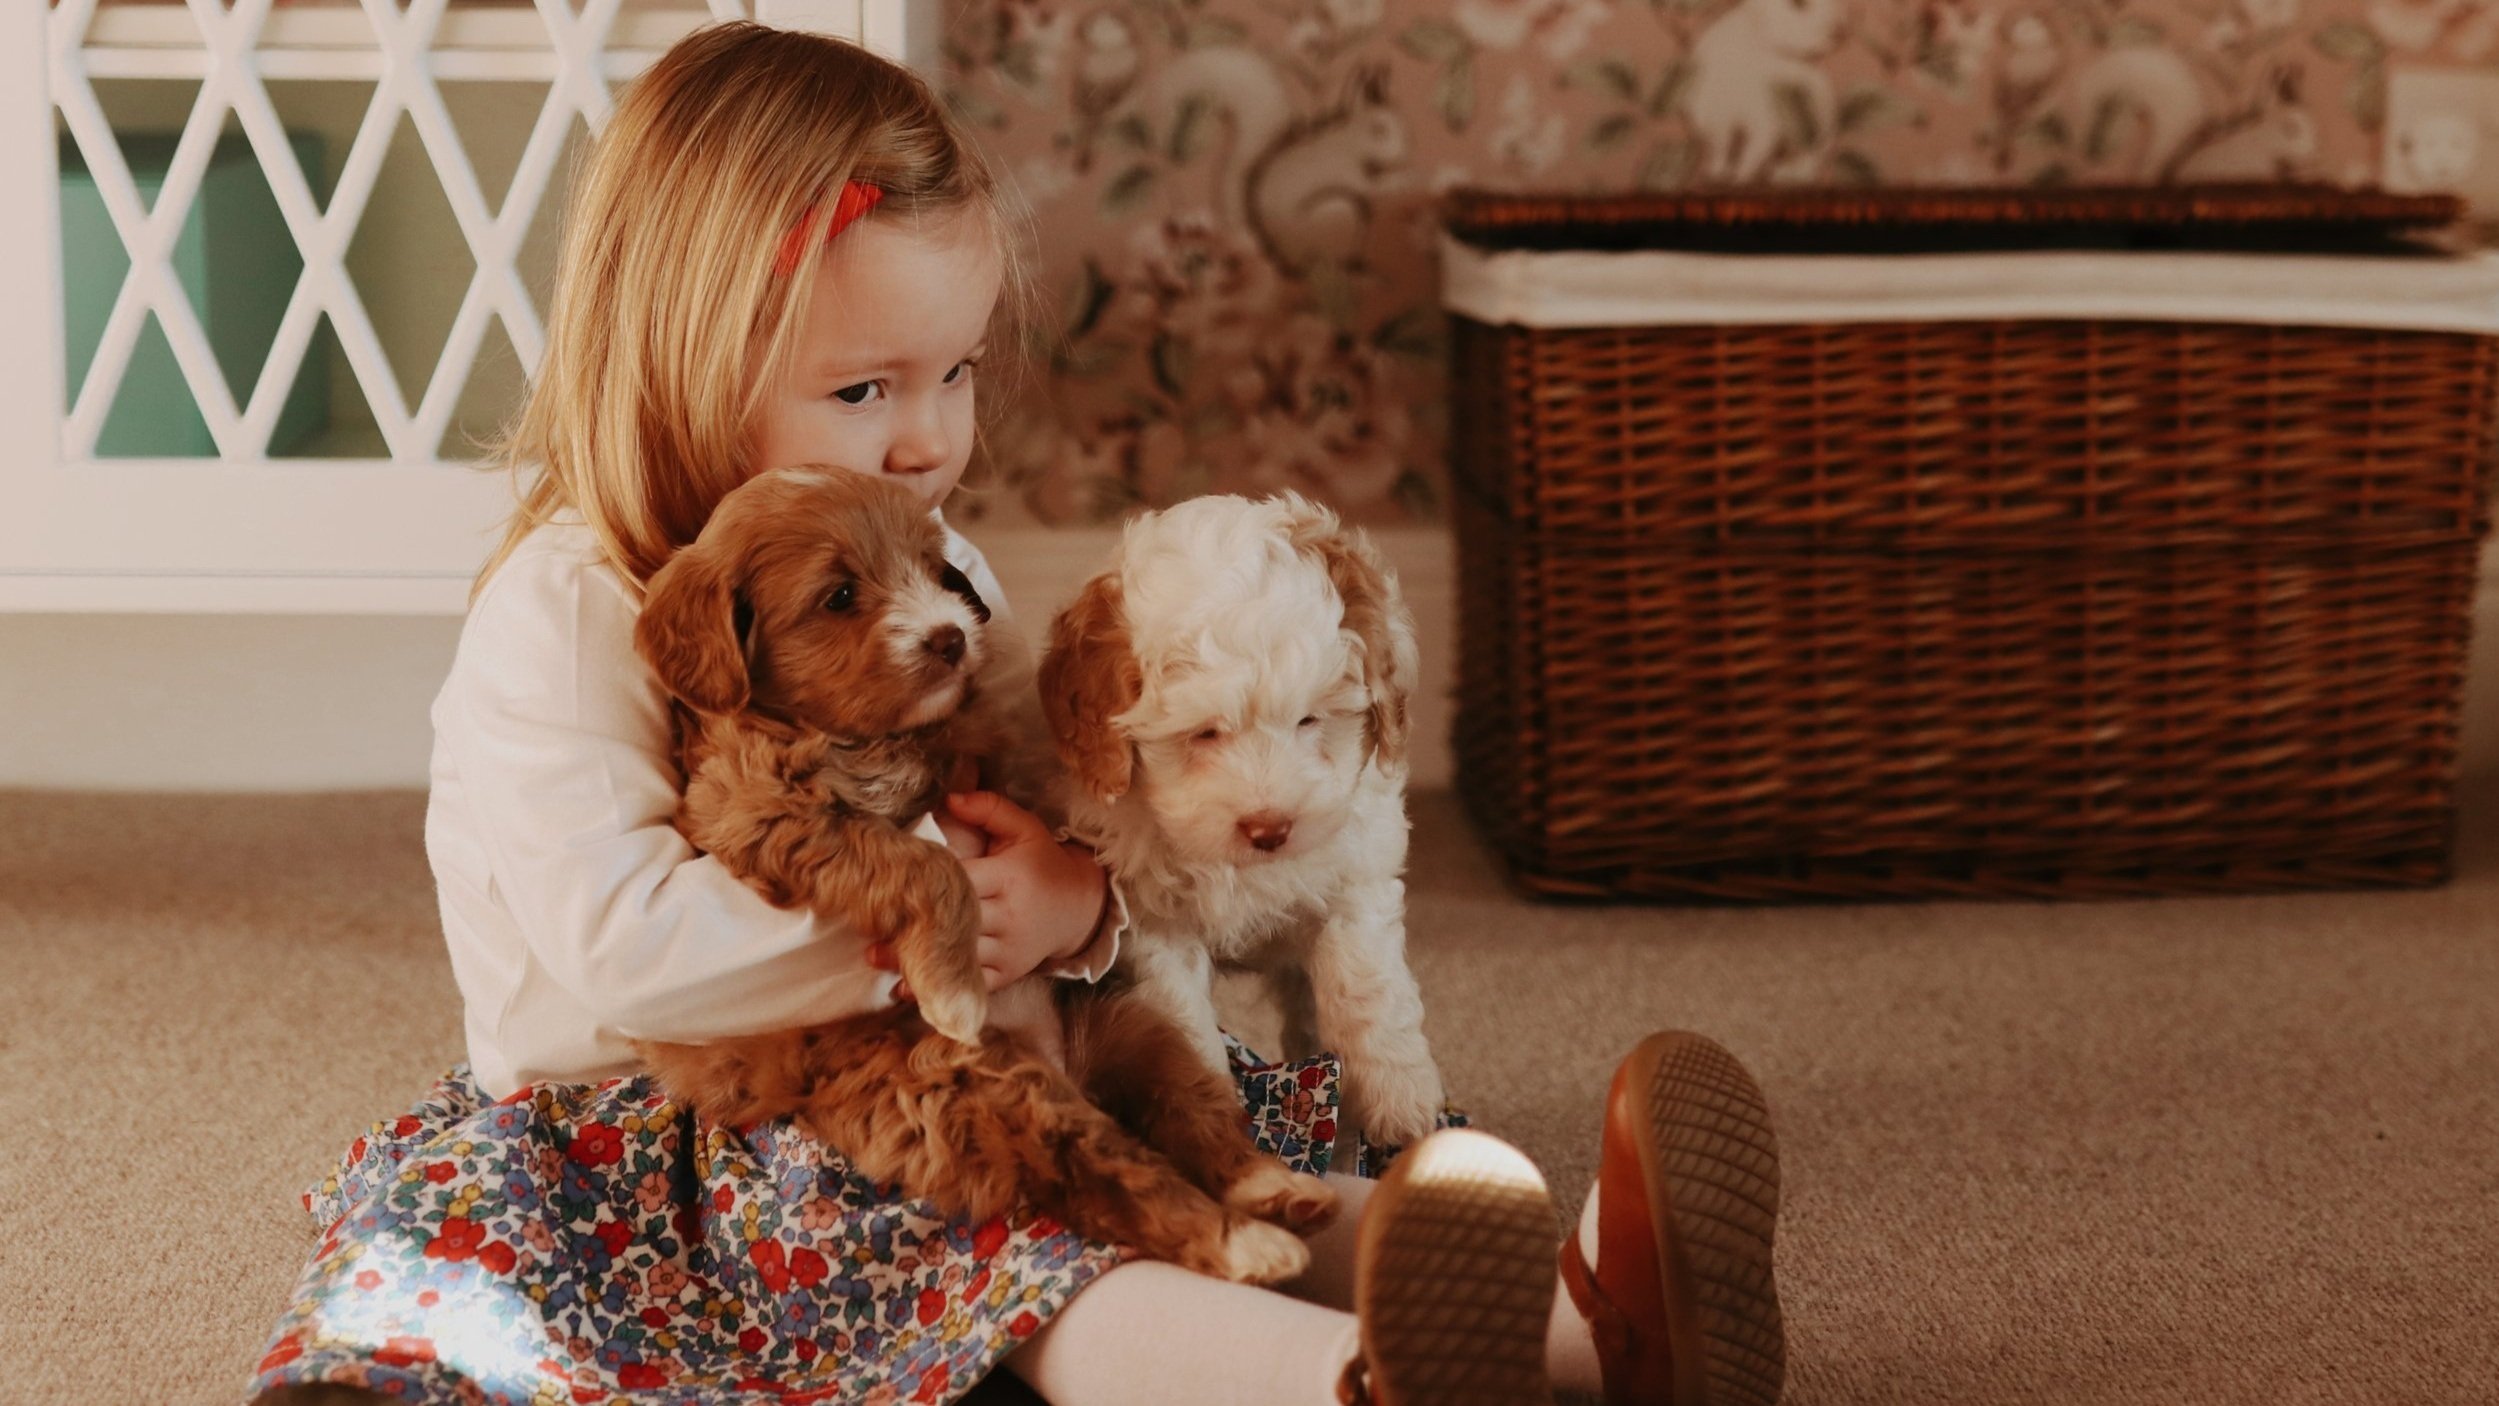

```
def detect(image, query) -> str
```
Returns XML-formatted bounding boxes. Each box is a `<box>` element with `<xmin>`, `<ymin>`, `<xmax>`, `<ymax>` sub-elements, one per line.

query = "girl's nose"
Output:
<box><xmin>885</xmin><ymin>403</ymin><xmax>951</xmax><ymax>478</ymax></box>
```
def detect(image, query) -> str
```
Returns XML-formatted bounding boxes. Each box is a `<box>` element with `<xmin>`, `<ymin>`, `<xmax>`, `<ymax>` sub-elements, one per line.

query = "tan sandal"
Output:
<box><xmin>1338</xmin><ymin>1129</ymin><xmax>1560</xmax><ymax>1406</ymax></box>
<box><xmin>1559</xmin><ymin>1031</ymin><xmax>1786</xmax><ymax>1406</ymax></box>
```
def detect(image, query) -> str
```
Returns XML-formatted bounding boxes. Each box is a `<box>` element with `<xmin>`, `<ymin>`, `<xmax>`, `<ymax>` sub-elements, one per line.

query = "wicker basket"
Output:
<box><xmin>1444</xmin><ymin>188</ymin><xmax>2499</xmax><ymax>901</ymax></box>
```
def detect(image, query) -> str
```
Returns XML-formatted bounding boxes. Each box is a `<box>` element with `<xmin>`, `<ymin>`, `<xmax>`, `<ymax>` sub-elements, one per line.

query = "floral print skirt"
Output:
<box><xmin>247</xmin><ymin>1040</ymin><xmax>1438</xmax><ymax>1406</ymax></box>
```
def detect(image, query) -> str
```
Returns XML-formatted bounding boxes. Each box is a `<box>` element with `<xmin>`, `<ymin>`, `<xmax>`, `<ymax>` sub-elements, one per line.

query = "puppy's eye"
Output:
<box><xmin>1193</xmin><ymin>726</ymin><xmax>1223</xmax><ymax>743</ymax></box>
<box><xmin>825</xmin><ymin>582</ymin><xmax>857</xmax><ymax>613</ymax></box>
<box><xmin>1298</xmin><ymin>715</ymin><xmax>1319</xmax><ymax>729</ymax></box>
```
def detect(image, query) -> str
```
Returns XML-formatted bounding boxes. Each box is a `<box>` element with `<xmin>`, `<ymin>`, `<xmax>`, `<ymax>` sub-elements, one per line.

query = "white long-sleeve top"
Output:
<box><xmin>426</xmin><ymin>513</ymin><xmax>1119</xmax><ymax>1101</ymax></box>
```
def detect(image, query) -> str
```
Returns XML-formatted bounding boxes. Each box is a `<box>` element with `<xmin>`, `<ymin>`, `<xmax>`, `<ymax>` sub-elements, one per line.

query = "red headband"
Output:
<box><xmin>773</xmin><ymin>180</ymin><xmax>884</xmax><ymax>276</ymax></box>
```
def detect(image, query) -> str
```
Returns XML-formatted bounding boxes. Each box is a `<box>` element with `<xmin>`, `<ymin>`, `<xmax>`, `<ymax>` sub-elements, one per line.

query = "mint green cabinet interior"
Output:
<box><xmin>58</xmin><ymin>130</ymin><xmax>329</xmax><ymax>457</ymax></box>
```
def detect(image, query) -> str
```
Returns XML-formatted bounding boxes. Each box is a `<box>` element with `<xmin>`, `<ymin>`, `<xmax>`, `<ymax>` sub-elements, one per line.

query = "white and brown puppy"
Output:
<box><xmin>1039</xmin><ymin>491</ymin><xmax>1445</xmax><ymax>1145</ymax></box>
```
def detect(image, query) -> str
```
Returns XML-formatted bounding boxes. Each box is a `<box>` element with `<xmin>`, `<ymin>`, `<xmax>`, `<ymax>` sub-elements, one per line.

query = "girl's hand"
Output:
<box><xmin>933</xmin><ymin>810</ymin><xmax>989</xmax><ymax>860</ymax></box>
<box><xmin>868</xmin><ymin>792</ymin><xmax>1108</xmax><ymax>995</ymax></box>
<box><xmin>950</xmin><ymin>791</ymin><xmax>1110</xmax><ymax>988</ymax></box>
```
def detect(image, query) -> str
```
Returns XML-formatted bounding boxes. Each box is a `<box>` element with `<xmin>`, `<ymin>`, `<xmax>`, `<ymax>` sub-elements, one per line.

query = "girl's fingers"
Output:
<box><xmin>946</xmin><ymin>790</ymin><xmax>1050</xmax><ymax>843</ymax></box>
<box><xmin>943</xmin><ymin>789</ymin><xmax>1002</xmax><ymax>829</ymax></box>
<box><xmin>933</xmin><ymin>813</ymin><xmax>989</xmax><ymax>859</ymax></box>
<box><xmin>959</xmin><ymin>856</ymin><xmax>1009</xmax><ymax>901</ymax></box>
<box><xmin>975</xmin><ymin>937</ymin><xmax>1026</xmax><ymax>991</ymax></box>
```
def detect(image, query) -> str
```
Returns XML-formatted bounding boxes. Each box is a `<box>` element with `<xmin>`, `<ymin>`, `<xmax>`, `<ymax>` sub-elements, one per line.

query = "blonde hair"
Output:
<box><xmin>474</xmin><ymin>22</ymin><xmax>1030</xmax><ymax>601</ymax></box>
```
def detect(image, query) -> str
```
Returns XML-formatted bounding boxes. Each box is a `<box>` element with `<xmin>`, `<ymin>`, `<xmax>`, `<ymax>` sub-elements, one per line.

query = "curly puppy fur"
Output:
<box><xmin>629</xmin><ymin>469</ymin><xmax>1332</xmax><ymax>1283</ymax></box>
<box><xmin>1038</xmin><ymin>492</ymin><xmax>1446</xmax><ymax>1146</ymax></box>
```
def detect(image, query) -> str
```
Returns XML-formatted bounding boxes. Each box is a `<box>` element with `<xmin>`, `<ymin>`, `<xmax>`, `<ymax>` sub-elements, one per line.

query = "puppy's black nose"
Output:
<box><xmin>925</xmin><ymin>625</ymin><xmax>965</xmax><ymax>666</ymax></box>
<box><xmin>1239</xmin><ymin>813</ymin><xmax>1293</xmax><ymax>852</ymax></box>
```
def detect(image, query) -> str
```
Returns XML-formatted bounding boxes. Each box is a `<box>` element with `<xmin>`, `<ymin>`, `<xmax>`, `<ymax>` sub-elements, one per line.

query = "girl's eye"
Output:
<box><xmin>824</xmin><ymin>582</ymin><xmax>857</xmax><ymax>613</ymax></box>
<box><xmin>943</xmin><ymin>358</ymin><xmax>978</xmax><ymax>386</ymax></box>
<box><xmin>831</xmin><ymin>381</ymin><xmax>882</xmax><ymax>407</ymax></box>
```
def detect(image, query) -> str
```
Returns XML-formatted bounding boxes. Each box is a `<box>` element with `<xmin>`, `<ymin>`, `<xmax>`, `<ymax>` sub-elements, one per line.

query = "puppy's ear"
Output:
<box><xmin>1287</xmin><ymin>505</ymin><xmax>1419</xmax><ymax>768</ymax></box>
<box><xmin>635</xmin><ymin>543</ymin><xmax>753</xmax><ymax>716</ymax></box>
<box><xmin>1040</xmin><ymin>573</ymin><xmax>1142</xmax><ymax>803</ymax></box>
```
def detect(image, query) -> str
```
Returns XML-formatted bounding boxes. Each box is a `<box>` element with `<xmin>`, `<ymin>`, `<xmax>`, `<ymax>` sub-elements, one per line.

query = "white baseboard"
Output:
<box><xmin>0</xmin><ymin>612</ymin><xmax>463</xmax><ymax>791</ymax></box>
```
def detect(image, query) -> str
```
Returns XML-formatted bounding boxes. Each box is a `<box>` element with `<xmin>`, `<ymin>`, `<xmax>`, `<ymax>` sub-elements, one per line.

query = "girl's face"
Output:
<box><xmin>752</xmin><ymin>209</ymin><xmax>1004</xmax><ymax>511</ymax></box>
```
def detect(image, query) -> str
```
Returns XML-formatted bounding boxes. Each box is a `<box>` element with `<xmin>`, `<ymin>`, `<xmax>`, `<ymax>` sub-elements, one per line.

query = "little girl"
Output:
<box><xmin>247</xmin><ymin>24</ymin><xmax>1786</xmax><ymax>1406</ymax></box>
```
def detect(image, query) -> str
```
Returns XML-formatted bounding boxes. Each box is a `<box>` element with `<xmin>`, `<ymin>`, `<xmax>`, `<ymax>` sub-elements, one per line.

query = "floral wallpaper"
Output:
<box><xmin>940</xmin><ymin>0</ymin><xmax>2499</xmax><ymax>526</ymax></box>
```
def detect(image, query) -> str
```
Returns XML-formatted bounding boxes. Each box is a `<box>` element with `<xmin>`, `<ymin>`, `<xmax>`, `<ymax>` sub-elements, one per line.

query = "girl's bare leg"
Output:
<box><xmin>1004</xmin><ymin>1260</ymin><xmax>1364</xmax><ymax>1406</ymax></box>
<box><xmin>1005</xmin><ymin>1171</ymin><xmax>1611</xmax><ymax>1404</ymax></box>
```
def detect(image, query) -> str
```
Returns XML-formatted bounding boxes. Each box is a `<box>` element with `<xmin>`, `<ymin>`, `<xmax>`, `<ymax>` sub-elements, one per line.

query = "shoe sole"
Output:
<box><xmin>1625</xmin><ymin>1031</ymin><xmax>1786</xmax><ymax>1406</ymax></box>
<box><xmin>1357</xmin><ymin>1129</ymin><xmax>1560</xmax><ymax>1406</ymax></box>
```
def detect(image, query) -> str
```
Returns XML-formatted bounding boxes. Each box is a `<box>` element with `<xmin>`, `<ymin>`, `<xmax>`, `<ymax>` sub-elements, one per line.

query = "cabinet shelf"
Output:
<box><xmin>75</xmin><ymin>1</ymin><xmax>818</xmax><ymax>80</ymax></box>
<box><xmin>9</xmin><ymin>1</ymin><xmax>914</xmax><ymax>613</ymax></box>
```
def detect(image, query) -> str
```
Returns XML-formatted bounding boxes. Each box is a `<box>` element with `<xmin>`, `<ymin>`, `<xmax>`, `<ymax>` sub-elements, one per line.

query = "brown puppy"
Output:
<box><xmin>631</xmin><ymin>468</ymin><xmax>1333</xmax><ymax>1283</ymax></box>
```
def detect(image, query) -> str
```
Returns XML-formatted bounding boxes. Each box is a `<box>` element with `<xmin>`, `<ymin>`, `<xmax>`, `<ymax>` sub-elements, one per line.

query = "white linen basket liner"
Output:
<box><xmin>1440</xmin><ymin>233</ymin><xmax>2499</xmax><ymax>336</ymax></box>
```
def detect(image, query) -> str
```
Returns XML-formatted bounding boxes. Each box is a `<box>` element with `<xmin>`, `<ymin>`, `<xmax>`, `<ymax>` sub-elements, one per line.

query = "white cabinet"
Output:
<box><xmin>1</xmin><ymin>0</ymin><xmax>925</xmax><ymax>613</ymax></box>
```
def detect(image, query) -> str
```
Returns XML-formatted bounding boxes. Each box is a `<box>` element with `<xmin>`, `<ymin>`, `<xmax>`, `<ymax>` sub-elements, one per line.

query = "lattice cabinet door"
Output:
<box><xmin>0</xmin><ymin>0</ymin><xmax>922</xmax><ymax>613</ymax></box>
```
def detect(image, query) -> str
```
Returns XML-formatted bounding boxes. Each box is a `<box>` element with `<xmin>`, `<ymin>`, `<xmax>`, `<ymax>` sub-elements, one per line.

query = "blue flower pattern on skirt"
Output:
<box><xmin>248</xmin><ymin>1037</ymin><xmax>1464</xmax><ymax>1405</ymax></box>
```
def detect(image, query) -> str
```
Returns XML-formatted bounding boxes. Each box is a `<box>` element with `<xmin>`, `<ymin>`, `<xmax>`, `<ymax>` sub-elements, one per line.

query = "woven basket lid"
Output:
<box><xmin>1440</xmin><ymin>187</ymin><xmax>2499</xmax><ymax>334</ymax></box>
<box><xmin>1441</xmin><ymin>185</ymin><xmax>2466</xmax><ymax>253</ymax></box>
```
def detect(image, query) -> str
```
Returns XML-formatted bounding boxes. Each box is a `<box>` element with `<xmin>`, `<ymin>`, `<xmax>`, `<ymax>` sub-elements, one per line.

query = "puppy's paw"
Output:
<box><xmin>914</xmin><ymin>981</ymin><xmax>988</xmax><ymax>1047</ymax></box>
<box><xmin>895</xmin><ymin>923</ymin><xmax>988</xmax><ymax>1046</ymax></box>
<box><xmin>1215</xmin><ymin>1216</ymin><xmax>1311</xmax><ymax>1285</ymax></box>
<box><xmin>1346</xmin><ymin>1057</ymin><xmax>1447</xmax><ymax>1149</ymax></box>
<box><xmin>1226</xmin><ymin>1160</ymin><xmax>1340</xmax><ymax>1232</ymax></box>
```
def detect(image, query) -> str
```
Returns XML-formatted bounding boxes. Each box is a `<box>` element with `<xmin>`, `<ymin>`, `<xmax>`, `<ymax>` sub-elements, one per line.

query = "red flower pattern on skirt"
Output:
<box><xmin>248</xmin><ymin>1039</ymin><xmax>1463</xmax><ymax>1404</ymax></box>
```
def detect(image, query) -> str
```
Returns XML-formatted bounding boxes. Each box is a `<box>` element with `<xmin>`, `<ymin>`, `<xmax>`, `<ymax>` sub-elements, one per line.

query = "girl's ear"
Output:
<box><xmin>1283</xmin><ymin>501</ymin><xmax>1418</xmax><ymax>768</ymax></box>
<box><xmin>1039</xmin><ymin>573</ymin><xmax>1142</xmax><ymax>803</ymax></box>
<box><xmin>636</xmin><ymin>543</ymin><xmax>753</xmax><ymax>716</ymax></box>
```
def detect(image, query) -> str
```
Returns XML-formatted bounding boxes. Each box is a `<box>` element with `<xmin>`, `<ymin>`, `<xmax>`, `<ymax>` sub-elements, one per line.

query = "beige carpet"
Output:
<box><xmin>3</xmin><ymin>787</ymin><xmax>2494</xmax><ymax>1405</ymax></box>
